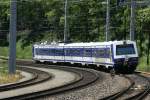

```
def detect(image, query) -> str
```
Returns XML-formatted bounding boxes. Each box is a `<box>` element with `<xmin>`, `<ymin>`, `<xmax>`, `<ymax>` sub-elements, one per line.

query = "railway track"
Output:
<box><xmin>0</xmin><ymin>60</ymin><xmax>100</xmax><ymax>100</ymax></box>
<box><xmin>11</xmin><ymin>67</ymin><xmax>99</xmax><ymax>100</ymax></box>
<box><xmin>100</xmin><ymin>73</ymin><xmax>150</xmax><ymax>100</ymax></box>
<box><xmin>99</xmin><ymin>75</ymin><xmax>135</xmax><ymax>100</ymax></box>
<box><xmin>12</xmin><ymin>60</ymin><xmax>142</xmax><ymax>100</ymax></box>
<box><xmin>0</xmin><ymin>67</ymin><xmax>51</xmax><ymax>92</ymax></box>
<box><xmin>0</xmin><ymin>58</ymin><xmax>149</xmax><ymax>100</ymax></box>
<box><xmin>125</xmin><ymin>73</ymin><xmax>150</xmax><ymax>100</ymax></box>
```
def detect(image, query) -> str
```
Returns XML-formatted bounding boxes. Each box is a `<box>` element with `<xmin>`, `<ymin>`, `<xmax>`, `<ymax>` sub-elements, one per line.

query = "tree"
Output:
<box><xmin>0</xmin><ymin>0</ymin><xmax>9</xmax><ymax>46</ymax></box>
<box><xmin>137</xmin><ymin>8</ymin><xmax>150</xmax><ymax>64</ymax></box>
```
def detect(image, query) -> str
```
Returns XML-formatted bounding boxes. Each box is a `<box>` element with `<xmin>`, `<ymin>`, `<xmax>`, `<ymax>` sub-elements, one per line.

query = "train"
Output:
<box><xmin>32</xmin><ymin>40</ymin><xmax>138</xmax><ymax>73</ymax></box>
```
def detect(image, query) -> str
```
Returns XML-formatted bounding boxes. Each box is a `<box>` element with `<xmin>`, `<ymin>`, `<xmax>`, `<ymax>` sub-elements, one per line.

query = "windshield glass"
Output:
<box><xmin>116</xmin><ymin>44</ymin><xmax>135</xmax><ymax>55</ymax></box>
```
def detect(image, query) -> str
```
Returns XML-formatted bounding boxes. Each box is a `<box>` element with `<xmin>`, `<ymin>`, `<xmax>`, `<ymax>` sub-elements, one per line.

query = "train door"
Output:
<box><xmin>49</xmin><ymin>47</ymin><xmax>56</xmax><ymax>62</ymax></box>
<box><xmin>94</xmin><ymin>45</ymin><xmax>111</xmax><ymax>67</ymax></box>
<box><xmin>110</xmin><ymin>44</ymin><xmax>114</xmax><ymax>63</ymax></box>
<box><xmin>104</xmin><ymin>45</ymin><xmax>112</xmax><ymax>65</ymax></box>
<box><xmin>94</xmin><ymin>46</ymin><xmax>105</xmax><ymax>65</ymax></box>
<box><xmin>64</xmin><ymin>46</ymin><xmax>72</xmax><ymax>63</ymax></box>
<box><xmin>39</xmin><ymin>47</ymin><xmax>45</xmax><ymax>60</ymax></box>
<box><xmin>55</xmin><ymin>46</ymin><xmax>64</xmax><ymax>62</ymax></box>
<box><xmin>64</xmin><ymin>46</ymin><xmax>67</xmax><ymax>63</ymax></box>
<box><xmin>83</xmin><ymin>47</ymin><xmax>93</xmax><ymax>64</ymax></box>
<box><xmin>69</xmin><ymin>46</ymin><xmax>73</xmax><ymax>63</ymax></box>
<box><xmin>92</xmin><ymin>46</ymin><xmax>96</xmax><ymax>64</ymax></box>
<box><xmin>34</xmin><ymin>46</ymin><xmax>40</xmax><ymax>60</ymax></box>
<box><xmin>71</xmin><ymin>47</ymin><xmax>83</xmax><ymax>63</ymax></box>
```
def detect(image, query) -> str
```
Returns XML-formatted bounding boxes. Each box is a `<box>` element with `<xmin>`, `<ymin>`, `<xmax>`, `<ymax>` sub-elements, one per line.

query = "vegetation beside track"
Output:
<box><xmin>137</xmin><ymin>56</ymin><xmax>150</xmax><ymax>72</ymax></box>
<box><xmin>0</xmin><ymin>60</ymin><xmax>22</xmax><ymax>84</ymax></box>
<box><xmin>0</xmin><ymin>41</ymin><xmax>32</xmax><ymax>59</ymax></box>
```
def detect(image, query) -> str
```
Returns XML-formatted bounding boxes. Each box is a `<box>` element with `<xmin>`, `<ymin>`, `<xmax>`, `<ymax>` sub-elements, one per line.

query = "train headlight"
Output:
<box><xmin>131</xmin><ymin>57</ymin><xmax>138</xmax><ymax>61</ymax></box>
<box><xmin>125</xmin><ymin>55</ymin><xmax>129</xmax><ymax>62</ymax></box>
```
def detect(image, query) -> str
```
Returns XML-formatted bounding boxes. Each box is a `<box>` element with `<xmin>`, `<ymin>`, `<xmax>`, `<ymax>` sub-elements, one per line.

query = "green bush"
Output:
<box><xmin>137</xmin><ymin>56</ymin><xmax>150</xmax><ymax>72</ymax></box>
<box><xmin>0</xmin><ymin>41</ymin><xmax>32</xmax><ymax>59</ymax></box>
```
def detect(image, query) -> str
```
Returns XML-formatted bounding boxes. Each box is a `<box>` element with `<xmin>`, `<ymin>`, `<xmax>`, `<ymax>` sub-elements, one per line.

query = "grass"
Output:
<box><xmin>0</xmin><ymin>41</ymin><xmax>31</xmax><ymax>84</ymax></box>
<box><xmin>0</xmin><ymin>41</ymin><xmax>32</xmax><ymax>59</ymax></box>
<box><xmin>16</xmin><ymin>42</ymin><xmax>32</xmax><ymax>59</ymax></box>
<box><xmin>0</xmin><ymin>60</ymin><xmax>8</xmax><ymax>75</ymax></box>
<box><xmin>137</xmin><ymin>56</ymin><xmax>150</xmax><ymax>72</ymax></box>
<box><xmin>0</xmin><ymin>47</ymin><xmax>8</xmax><ymax>57</ymax></box>
<box><xmin>0</xmin><ymin>73</ymin><xmax>22</xmax><ymax>85</ymax></box>
<box><xmin>0</xmin><ymin>60</ymin><xmax>23</xmax><ymax>85</ymax></box>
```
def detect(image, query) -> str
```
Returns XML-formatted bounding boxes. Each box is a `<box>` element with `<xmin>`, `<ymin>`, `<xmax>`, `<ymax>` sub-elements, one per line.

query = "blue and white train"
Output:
<box><xmin>32</xmin><ymin>40</ymin><xmax>138</xmax><ymax>73</ymax></box>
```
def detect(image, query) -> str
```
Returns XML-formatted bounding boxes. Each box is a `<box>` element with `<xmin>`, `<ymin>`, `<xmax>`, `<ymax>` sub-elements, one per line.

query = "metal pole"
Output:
<box><xmin>106</xmin><ymin>0</ymin><xmax>110</xmax><ymax>41</ymax></box>
<box><xmin>130</xmin><ymin>0</ymin><xmax>135</xmax><ymax>41</ymax></box>
<box><xmin>64</xmin><ymin>0</ymin><xmax>68</xmax><ymax>43</ymax></box>
<box><xmin>9</xmin><ymin>0</ymin><xmax>17</xmax><ymax>74</ymax></box>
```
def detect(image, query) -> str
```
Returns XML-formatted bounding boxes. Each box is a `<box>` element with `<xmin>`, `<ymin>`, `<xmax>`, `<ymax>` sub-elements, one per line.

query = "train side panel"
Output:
<box><xmin>33</xmin><ymin>44</ymin><xmax>114</xmax><ymax>67</ymax></box>
<box><xmin>92</xmin><ymin>45</ymin><xmax>114</xmax><ymax>68</ymax></box>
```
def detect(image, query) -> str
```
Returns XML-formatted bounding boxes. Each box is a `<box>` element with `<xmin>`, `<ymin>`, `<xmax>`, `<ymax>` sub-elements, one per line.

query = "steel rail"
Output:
<box><xmin>99</xmin><ymin>75</ymin><xmax>135</xmax><ymax>100</ymax></box>
<box><xmin>100</xmin><ymin>73</ymin><xmax>150</xmax><ymax>100</ymax></box>
<box><xmin>125</xmin><ymin>73</ymin><xmax>150</xmax><ymax>100</ymax></box>
<box><xmin>0</xmin><ymin>67</ymin><xmax>51</xmax><ymax>92</ymax></box>
<box><xmin>2</xmin><ymin>58</ymin><xmax>149</xmax><ymax>100</ymax></box>
<box><xmin>1</xmin><ymin>61</ymin><xmax>99</xmax><ymax>100</ymax></box>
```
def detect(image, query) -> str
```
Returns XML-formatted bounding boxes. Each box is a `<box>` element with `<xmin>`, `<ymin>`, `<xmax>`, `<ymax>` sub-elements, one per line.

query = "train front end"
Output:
<box><xmin>112</xmin><ymin>40</ymin><xmax>138</xmax><ymax>73</ymax></box>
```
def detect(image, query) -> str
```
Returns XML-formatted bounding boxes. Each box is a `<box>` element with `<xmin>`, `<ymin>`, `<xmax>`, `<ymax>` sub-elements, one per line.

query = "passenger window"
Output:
<box><xmin>84</xmin><ymin>48</ymin><xmax>92</xmax><ymax>57</ymax></box>
<box><xmin>94</xmin><ymin>48</ymin><xmax>110</xmax><ymax>58</ymax></box>
<box><xmin>50</xmin><ymin>49</ymin><xmax>55</xmax><ymax>56</ymax></box>
<box><xmin>38</xmin><ymin>48</ymin><xmax>49</xmax><ymax>55</ymax></box>
<box><xmin>65</xmin><ymin>49</ymin><xmax>71</xmax><ymax>56</ymax></box>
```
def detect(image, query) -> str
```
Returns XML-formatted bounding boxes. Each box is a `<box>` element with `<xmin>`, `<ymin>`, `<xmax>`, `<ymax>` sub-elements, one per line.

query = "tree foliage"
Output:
<box><xmin>0</xmin><ymin>0</ymin><xmax>150</xmax><ymax>63</ymax></box>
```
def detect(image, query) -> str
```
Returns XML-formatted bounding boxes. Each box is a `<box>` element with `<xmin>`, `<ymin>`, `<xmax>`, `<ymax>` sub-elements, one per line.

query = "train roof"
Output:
<box><xmin>33</xmin><ymin>40</ymin><xmax>135</xmax><ymax>48</ymax></box>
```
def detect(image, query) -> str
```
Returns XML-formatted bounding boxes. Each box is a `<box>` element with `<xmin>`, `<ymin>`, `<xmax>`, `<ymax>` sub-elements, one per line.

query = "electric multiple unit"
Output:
<box><xmin>32</xmin><ymin>40</ymin><xmax>138</xmax><ymax>72</ymax></box>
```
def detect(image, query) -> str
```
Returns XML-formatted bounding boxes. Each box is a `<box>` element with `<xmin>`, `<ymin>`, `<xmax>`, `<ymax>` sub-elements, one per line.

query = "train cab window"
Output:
<box><xmin>116</xmin><ymin>44</ymin><xmax>135</xmax><ymax>55</ymax></box>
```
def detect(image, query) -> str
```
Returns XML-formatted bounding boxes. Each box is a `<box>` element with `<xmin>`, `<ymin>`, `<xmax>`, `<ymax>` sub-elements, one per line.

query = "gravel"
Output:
<box><xmin>116</xmin><ymin>74</ymin><xmax>150</xmax><ymax>100</ymax></box>
<box><xmin>37</xmin><ymin>69</ymin><xmax>130</xmax><ymax>100</ymax></box>
<box><xmin>141</xmin><ymin>74</ymin><xmax>150</xmax><ymax>100</ymax></box>
<box><xmin>127</xmin><ymin>74</ymin><xmax>149</xmax><ymax>88</ymax></box>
